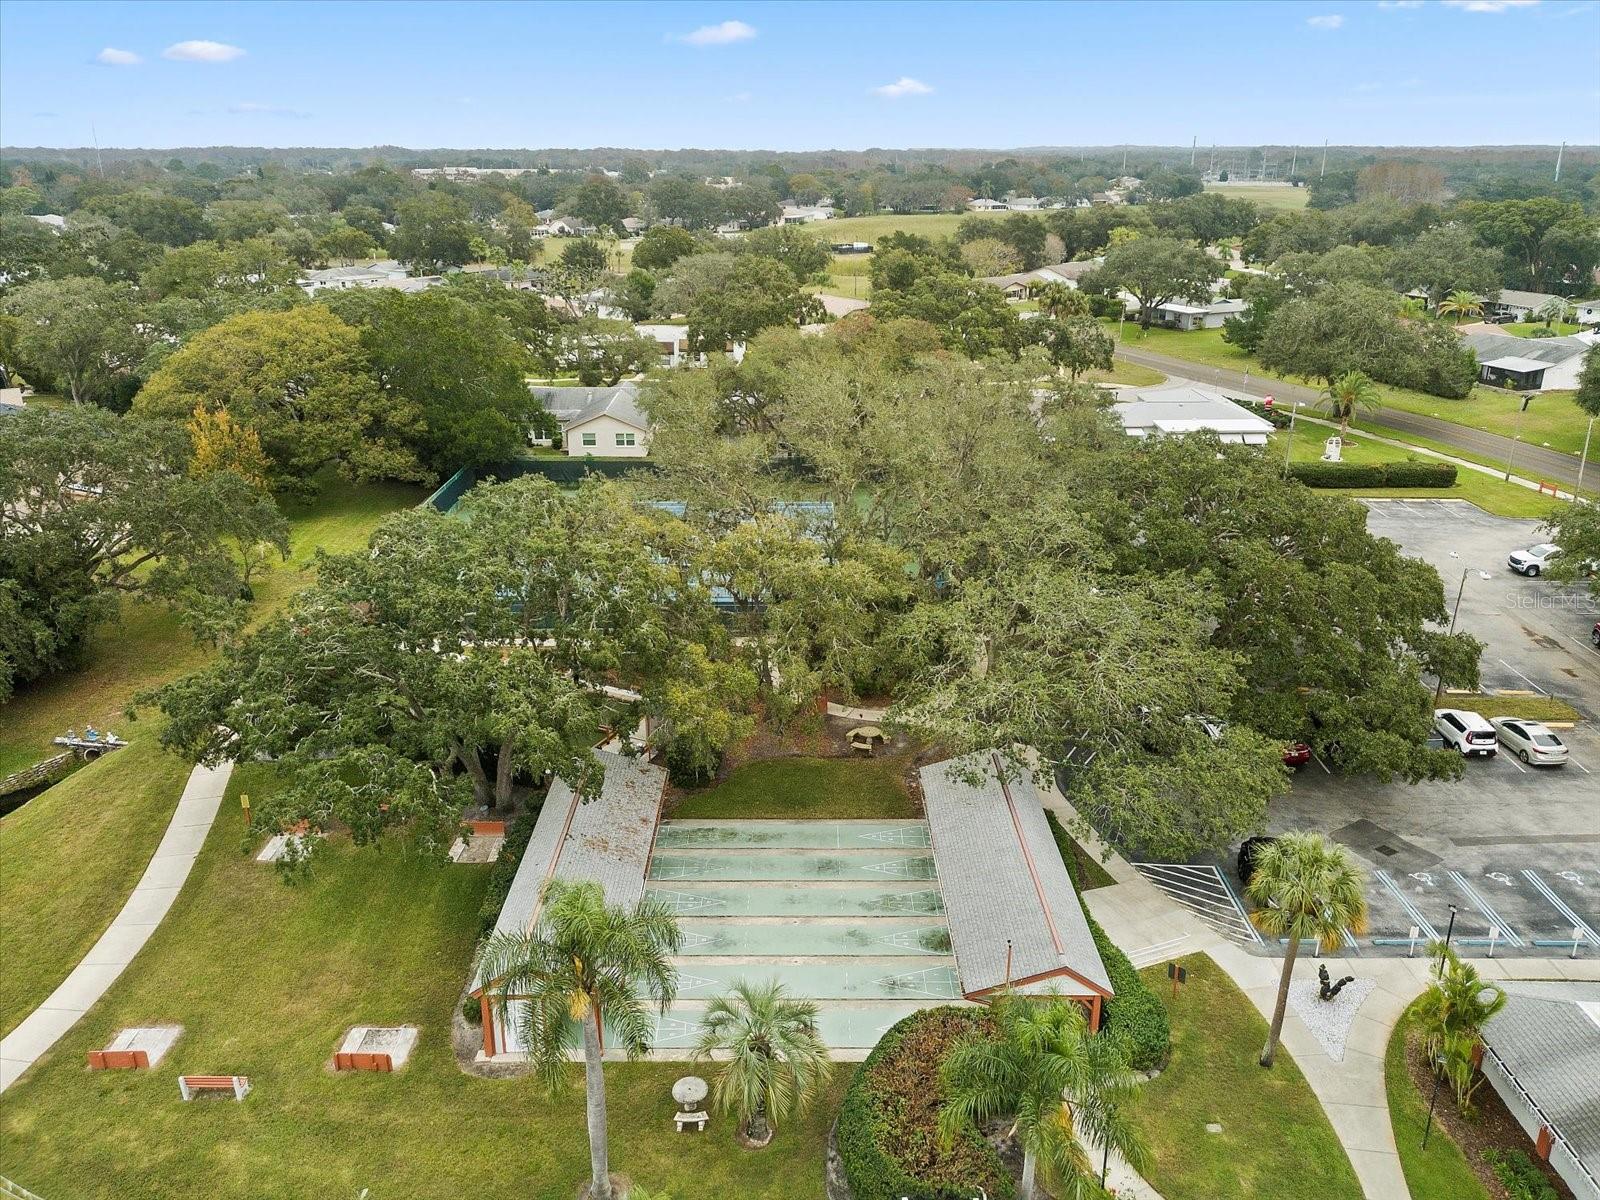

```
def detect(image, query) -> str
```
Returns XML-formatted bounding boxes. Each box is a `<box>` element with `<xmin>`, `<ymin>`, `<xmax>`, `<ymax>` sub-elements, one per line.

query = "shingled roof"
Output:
<box><xmin>919</xmin><ymin>753</ymin><xmax>1111</xmax><ymax>1000</ymax></box>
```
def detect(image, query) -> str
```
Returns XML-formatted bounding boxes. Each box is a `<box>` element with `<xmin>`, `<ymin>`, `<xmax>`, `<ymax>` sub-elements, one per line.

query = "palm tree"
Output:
<box><xmin>938</xmin><ymin>996</ymin><xmax>1146</xmax><ymax>1200</ymax></box>
<box><xmin>1415</xmin><ymin>944</ymin><xmax>1507</xmax><ymax>1115</ymax></box>
<box><xmin>1535</xmin><ymin>296</ymin><xmax>1569</xmax><ymax>329</ymax></box>
<box><xmin>1437</xmin><ymin>289</ymin><xmax>1482</xmax><ymax>325</ymax></box>
<box><xmin>1033</xmin><ymin>280</ymin><xmax>1087</xmax><ymax>320</ymax></box>
<box><xmin>477</xmin><ymin>879</ymin><xmax>681</xmax><ymax>1200</ymax></box>
<box><xmin>1317</xmin><ymin>370</ymin><xmax>1381</xmax><ymax>439</ymax></box>
<box><xmin>1246</xmin><ymin>832</ymin><xmax>1368</xmax><ymax>1068</ymax></box>
<box><xmin>691</xmin><ymin>978</ymin><xmax>833</xmax><ymax>1145</ymax></box>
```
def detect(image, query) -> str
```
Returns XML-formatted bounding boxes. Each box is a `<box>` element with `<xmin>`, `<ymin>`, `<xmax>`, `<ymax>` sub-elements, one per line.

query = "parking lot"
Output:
<box><xmin>1196</xmin><ymin>499</ymin><xmax>1600</xmax><ymax>960</ymax></box>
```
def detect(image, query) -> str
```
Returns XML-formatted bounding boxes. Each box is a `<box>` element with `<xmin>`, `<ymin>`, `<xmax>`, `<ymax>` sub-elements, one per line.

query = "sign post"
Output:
<box><xmin>1167</xmin><ymin>961</ymin><xmax>1187</xmax><ymax>1000</ymax></box>
<box><xmin>240</xmin><ymin>792</ymin><xmax>251</xmax><ymax>829</ymax></box>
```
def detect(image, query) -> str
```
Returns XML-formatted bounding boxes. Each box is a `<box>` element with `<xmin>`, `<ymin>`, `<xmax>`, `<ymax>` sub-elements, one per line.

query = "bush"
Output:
<box><xmin>477</xmin><ymin>798</ymin><xmax>544</xmax><ymax>936</ymax></box>
<box><xmin>1483</xmin><ymin>1150</ymin><xmax>1559</xmax><ymax>1200</ymax></box>
<box><xmin>1287</xmin><ymin>460</ymin><xmax>1456</xmax><ymax>489</ymax></box>
<box><xmin>837</xmin><ymin>1008</ymin><xmax>1013</xmax><ymax>1200</ymax></box>
<box><xmin>1046</xmin><ymin>810</ymin><xmax>1170</xmax><ymax>1071</ymax></box>
<box><xmin>1230</xmin><ymin>394</ymin><xmax>1293</xmax><ymax>429</ymax></box>
<box><xmin>461</xmin><ymin>995</ymin><xmax>482</xmax><ymax>1026</ymax></box>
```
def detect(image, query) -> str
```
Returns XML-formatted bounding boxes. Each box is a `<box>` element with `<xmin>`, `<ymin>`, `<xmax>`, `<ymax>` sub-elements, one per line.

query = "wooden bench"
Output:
<box><xmin>468</xmin><ymin>819</ymin><xmax>506</xmax><ymax>837</ymax></box>
<box><xmin>333</xmin><ymin>1051</ymin><xmax>393</xmax><ymax>1072</ymax></box>
<box><xmin>673</xmin><ymin>1110</ymin><xmax>709</xmax><ymax>1133</ymax></box>
<box><xmin>178</xmin><ymin>1075</ymin><xmax>251</xmax><ymax>1101</ymax></box>
<box><xmin>87</xmin><ymin>1049</ymin><xmax>149</xmax><ymax>1070</ymax></box>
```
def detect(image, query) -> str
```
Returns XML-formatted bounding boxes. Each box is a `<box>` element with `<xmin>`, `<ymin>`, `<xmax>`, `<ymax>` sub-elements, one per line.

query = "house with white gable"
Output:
<box><xmin>530</xmin><ymin>383</ymin><xmax>652</xmax><ymax>458</ymax></box>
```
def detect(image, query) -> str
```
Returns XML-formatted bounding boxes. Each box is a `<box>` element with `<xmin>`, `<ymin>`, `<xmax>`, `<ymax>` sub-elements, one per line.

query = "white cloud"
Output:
<box><xmin>673</xmin><ymin>20</ymin><xmax>756</xmax><ymax>46</ymax></box>
<box><xmin>873</xmin><ymin>76</ymin><xmax>934</xmax><ymax>99</ymax></box>
<box><xmin>95</xmin><ymin>47</ymin><xmax>141</xmax><ymax>66</ymax></box>
<box><xmin>228</xmin><ymin>101</ymin><xmax>309</xmax><ymax>118</ymax></box>
<box><xmin>1442</xmin><ymin>0</ymin><xmax>1538</xmax><ymax>9</ymax></box>
<box><xmin>1307</xmin><ymin>14</ymin><xmax>1345</xmax><ymax>28</ymax></box>
<box><xmin>162</xmin><ymin>40</ymin><xmax>246</xmax><ymax>62</ymax></box>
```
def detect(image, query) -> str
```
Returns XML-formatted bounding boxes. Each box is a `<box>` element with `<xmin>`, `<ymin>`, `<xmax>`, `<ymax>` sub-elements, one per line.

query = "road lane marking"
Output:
<box><xmin>1495</xmin><ymin>659</ymin><xmax>1548</xmax><ymax>695</ymax></box>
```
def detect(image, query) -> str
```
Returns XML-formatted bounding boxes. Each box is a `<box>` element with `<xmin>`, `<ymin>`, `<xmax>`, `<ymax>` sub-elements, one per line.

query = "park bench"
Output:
<box><xmin>87</xmin><ymin>1049</ymin><xmax>148</xmax><ymax>1070</ymax></box>
<box><xmin>673</xmin><ymin>1110</ymin><xmax>709</xmax><ymax>1133</ymax></box>
<box><xmin>333</xmin><ymin>1051</ymin><xmax>393</xmax><ymax>1072</ymax></box>
<box><xmin>178</xmin><ymin>1075</ymin><xmax>251</xmax><ymax>1101</ymax></box>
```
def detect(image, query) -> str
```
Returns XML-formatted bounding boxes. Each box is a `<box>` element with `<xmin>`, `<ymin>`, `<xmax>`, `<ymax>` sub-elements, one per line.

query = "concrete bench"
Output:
<box><xmin>179</xmin><ymin>1075</ymin><xmax>251</xmax><ymax>1101</ymax></box>
<box><xmin>673</xmin><ymin>1110</ymin><xmax>709</xmax><ymax>1133</ymax></box>
<box><xmin>87</xmin><ymin>1049</ymin><xmax>149</xmax><ymax>1070</ymax></box>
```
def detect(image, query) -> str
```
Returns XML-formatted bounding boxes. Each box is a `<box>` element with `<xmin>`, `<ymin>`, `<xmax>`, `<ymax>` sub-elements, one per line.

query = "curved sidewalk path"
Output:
<box><xmin>1043</xmin><ymin>784</ymin><xmax>1600</xmax><ymax>1200</ymax></box>
<box><xmin>0</xmin><ymin>761</ymin><xmax>231</xmax><ymax>1093</ymax></box>
<box><xmin>1115</xmin><ymin>344</ymin><xmax>1587</xmax><ymax>490</ymax></box>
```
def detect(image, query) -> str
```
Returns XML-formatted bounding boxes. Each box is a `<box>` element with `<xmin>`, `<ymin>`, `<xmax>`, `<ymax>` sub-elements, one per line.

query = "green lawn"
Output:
<box><xmin>1128</xmin><ymin>954</ymin><xmax>1362</xmax><ymax>1200</ymax></box>
<box><xmin>669</xmin><ymin>755</ymin><xmax>919</xmax><ymax>820</ymax></box>
<box><xmin>0</xmin><ymin>479</ymin><xmax>423</xmax><ymax>776</ymax></box>
<box><xmin>0</xmin><ymin>762</ymin><xmax>843</xmax><ymax>1199</ymax></box>
<box><xmin>805</xmin><ymin>211</ymin><xmax>1013</xmax><ymax>300</ymax></box>
<box><xmin>1111</xmin><ymin>323</ymin><xmax>1595</xmax><ymax>457</ymax></box>
<box><xmin>1384</xmin><ymin>1004</ymin><xmax>1491</xmax><ymax>1200</ymax></box>
<box><xmin>1269</xmin><ymin>427</ymin><xmax>1564</xmax><ymax>519</ymax></box>
<box><xmin>0</xmin><ymin>735</ymin><xmax>194</xmax><ymax>1037</ymax></box>
<box><xmin>1203</xmin><ymin>183</ymin><xmax>1310</xmax><ymax>212</ymax></box>
<box><xmin>1084</xmin><ymin>358</ymin><xmax>1165</xmax><ymax>388</ymax></box>
<box><xmin>1502</xmin><ymin>321</ymin><xmax>1581</xmax><ymax>338</ymax></box>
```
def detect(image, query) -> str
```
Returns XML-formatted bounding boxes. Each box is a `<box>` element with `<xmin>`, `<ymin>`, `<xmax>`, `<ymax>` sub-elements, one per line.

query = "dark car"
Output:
<box><xmin>1592</xmin><ymin>621</ymin><xmax>1599</xmax><ymax>648</ymax></box>
<box><xmin>1238</xmin><ymin>836</ymin><xmax>1278</xmax><ymax>885</ymax></box>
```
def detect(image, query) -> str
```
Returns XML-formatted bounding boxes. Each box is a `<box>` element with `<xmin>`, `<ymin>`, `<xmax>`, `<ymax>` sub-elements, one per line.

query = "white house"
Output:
<box><xmin>982</xmin><ymin>260</ymin><xmax>1102</xmax><ymax>300</ymax></box>
<box><xmin>779</xmin><ymin>204</ymin><xmax>834</xmax><ymax>224</ymax></box>
<box><xmin>1483</xmin><ymin>288</ymin><xmax>1565</xmax><ymax>323</ymax></box>
<box><xmin>298</xmin><ymin>260</ymin><xmax>433</xmax><ymax>296</ymax></box>
<box><xmin>966</xmin><ymin>198</ymin><xmax>1008</xmax><ymax>212</ymax></box>
<box><xmin>1113</xmin><ymin>384</ymin><xmax>1275</xmax><ymax>446</ymax></box>
<box><xmin>634</xmin><ymin>323</ymin><xmax>699</xmax><ymax>368</ymax></box>
<box><xmin>1147</xmin><ymin>297</ymin><xmax>1247</xmax><ymax>331</ymax></box>
<box><xmin>1462</xmin><ymin>331</ymin><xmax>1593</xmax><ymax>392</ymax></box>
<box><xmin>530</xmin><ymin>383</ymin><xmax>652</xmax><ymax>457</ymax></box>
<box><xmin>1573</xmin><ymin>298</ymin><xmax>1600</xmax><ymax>326</ymax></box>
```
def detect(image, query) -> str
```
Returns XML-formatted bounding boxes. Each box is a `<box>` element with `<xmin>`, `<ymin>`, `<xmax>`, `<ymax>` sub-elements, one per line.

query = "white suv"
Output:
<box><xmin>1434</xmin><ymin>709</ymin><xmax>1498</xmax><ymax>757</ymax></box>
<box><xmin>1508</xmin><ymin>544</ymin><xmax>1562</xmax><ymax>577</ymax></box>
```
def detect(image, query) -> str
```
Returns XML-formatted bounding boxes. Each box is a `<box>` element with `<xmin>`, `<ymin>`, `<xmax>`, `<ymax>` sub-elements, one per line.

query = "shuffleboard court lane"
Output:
<box><xmin>646</xmin><ymin>883</ymin><xmax>946</xmax><ymax>917</ymax></box>
<box><xmin>648</xmin><ymin>851</ymin><xmax>937</xmax><ymax>882</ymax></box>
<box><xmin>670</xmin><ymin>961</ymin><xmax>962</xmax><ymax>1001</ymax></box>
<box><xmin>652</xmin><ymin>1001</ymin><xmax>957</xmax><ymax>1050</ymax></box>
<box><xmin>653</xmin><ymin>819</ymin><xmax>931</xmax><ymax>850</ymax></box>
<box><xmin>674</xmin><ymin>919</ymin><xmax>953</xmax><ymax>957</ymax></box>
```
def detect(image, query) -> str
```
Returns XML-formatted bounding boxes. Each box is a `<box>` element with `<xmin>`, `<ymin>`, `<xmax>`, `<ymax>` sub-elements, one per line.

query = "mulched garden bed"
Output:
<box><xmin>1401</xmin><ymin>1026</ymin><xmax>1575</xmax><ymax>1200</ymax></box>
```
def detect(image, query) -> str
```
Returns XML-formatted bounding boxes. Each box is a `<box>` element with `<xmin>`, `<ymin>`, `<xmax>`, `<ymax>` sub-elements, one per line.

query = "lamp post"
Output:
<box><xmin>1438</xmin><ymin>904</ymin><xmax>1459</xmax><ymax>976</ymax></box>
<box><xmin>1505</xmin><ymin>393</ymin><xmax>1533</xmax><ymax>482</ymax></box>
<box><xmin>1421</xmin><ymin>1058</ymin><xmax>1446</xmax><ymax>1149</ymax></box>
<box><xmin>1578</xmin><ymin>415</ymin><xmax>1595</xmax><ymax>497</ymax></box>
<box><xmin>1102</xmin><ymin>1139</ymin><xmax>1111</xmax><ymax>1189</ymax></box>
<box><xmin>1280</xmin><ymin>395</ymin><xmax>1301</xmax><ymax>475</ymax></box>
<box><xmin>1435</xmin><ymin>572</ymin><xmax>1491</xmax><ymax>698</ymax></box>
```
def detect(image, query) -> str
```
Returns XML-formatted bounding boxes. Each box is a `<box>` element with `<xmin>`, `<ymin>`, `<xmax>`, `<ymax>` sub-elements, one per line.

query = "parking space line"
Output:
<box><xmin>1495</xmin><ymin>659</ymin><xmax>1548</xmax><ymax>696</ymax></box>
<box><xmin>1522</xmin><ymin>870</ymin><xmax>1600</xmax><ymax>945</ymax></box>
<box><xmin>1448</xmin><ymin>870</ymin><xmax>1524</xmax><ymax>947</ymax></box>
<box><xmin>1375</xmin><ymin>870</ymin><xmax>1439</xmax><ymax>941</ymax></box>
<box><xmin>1500</xmin><ymin>752</ymin><xmax>1527</xmax><ymax>774</ymax></box>
<box><xmin>1570</xmin><ymin>758</ymin><xmax>1591</xmax><ymax>775</ymax></box>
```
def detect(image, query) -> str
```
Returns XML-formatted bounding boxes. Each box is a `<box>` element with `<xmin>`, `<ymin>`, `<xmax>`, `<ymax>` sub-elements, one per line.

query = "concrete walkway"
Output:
<box><xmin>1043</xmin><ymin>785</ymin><xmax>1600</xmax><ymax>1200</ymax></box>
<box><xmin>0</xmin><ymin>761</ymin><xmax>231</xmax><ymax>1093</ymax></box>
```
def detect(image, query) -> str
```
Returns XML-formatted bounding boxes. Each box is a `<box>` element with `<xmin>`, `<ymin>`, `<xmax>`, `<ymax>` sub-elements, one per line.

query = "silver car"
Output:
<box><xmin>1490</xmin><ymin>717</ymin><xmax>1569</xmax><ymax>766</ymax></box>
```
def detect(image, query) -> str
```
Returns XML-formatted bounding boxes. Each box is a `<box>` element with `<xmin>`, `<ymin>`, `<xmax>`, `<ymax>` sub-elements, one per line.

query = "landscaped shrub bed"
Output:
<box><xmin>836</xmin><ymin>1007</ymin><xmax>1012</xmax><ymax>1200</ymax></box>
<box><xmin>1288</xmin><ymin>460</ymin><xmax>1457</xmax><ymax>488</ymax></box>
<box><xmin>1047</xmin><ymin>811</ymin><xmax>1171</xmax><ymax>1071</ymax></box>
<box><xmin>476</xmin><ymin>799</ymin><xmax>543</xmax><ymax>935</ymax></box>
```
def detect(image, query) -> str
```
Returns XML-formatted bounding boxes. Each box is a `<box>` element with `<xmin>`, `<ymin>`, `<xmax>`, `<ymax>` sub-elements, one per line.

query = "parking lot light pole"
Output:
<box><xmin>1437</xmin><ymin>904</ymin><xmax>1459</xmax><ymax>976</ymax></box>
<box><xmin>1421</xmin><ymin>1058</ymin><xmax>1446</xmax><ymax>1149</ymax></box>
<box><xmin>1435</xmin><ymin>571</ymin><xmax>1490</xmax><ymax>698</ymax></box>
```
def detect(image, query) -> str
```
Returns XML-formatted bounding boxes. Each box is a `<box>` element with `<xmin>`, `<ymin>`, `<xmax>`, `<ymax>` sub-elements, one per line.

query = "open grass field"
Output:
<box><xmin>1112</xmin><ymin>323</ymin><xmax>1594</xmax><ymax>456</ymax></box>
<box><xmin>0</xmin><ymin>479</ymin><xmax>423</xmax><ymax>776</ymax></box>
<box><xmin>1385</xmin><ymin>1004</ymin><xmax>1492</xmax><ymax>1200</ymax></box>
<box><xmin>0</xmin><ymin>762</ymin><xmax>844</xmax><ymax>1200</ymax></box>
<box><xmin>1128</xmin><ymin>954</ymin><xmax>1361</xmax><ymax>1200</ymax></box>
<box><xmin>0</xmin><ymin>735</ymin><xmax>193</xmax><ymax>1037</ymax></box>
<box><xmin>808</xmin><ymin>210</ymin><xmax>1012</xmax><ymax>300</ymax></box>
<box><xmin>1204</xmin><ymin>182</ymin><xmax>1310</xmax><ymax>211</ymax></box>
<box><xmin>669</xmin><ymin>754</ymin><xmax>919</xmax><ymax>820</ymax></box>
<box><xmin>1084</xmin><ymin>358</ymin><xmax>1165</xmax><ymax>388</ymax></box>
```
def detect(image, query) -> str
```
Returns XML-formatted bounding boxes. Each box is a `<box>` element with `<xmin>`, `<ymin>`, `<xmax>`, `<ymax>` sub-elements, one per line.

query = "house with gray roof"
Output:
<box><xmin>1484</xmin><ymin>288</ymin><xmax>1565</xmax><ymax>323</ymax></box>
<box><xmin>1461</xmin><ymin>331</ymin><xmax>1593</xmax><ymax>392</ymax></box>
<box><xmin>469</xmin><ymin>749</ymin><xmax>666</xmax><ymax>1057</ymax></box>
<box><xmin>919</xmin><ymin>753</ymin><xmax>1112</xmax><ymax>1027</ymax></box>
<box><xmin>529</xmin><ymin>382</ymin><xmax>653</xmax><ymax>457</ymax></box>
<box><xmin>1480</xmin><ymin>981</ymin><xmax>1600</xmax><ymax>1199</ymax></box>
<box><xmin>1113</xmin><ymin>384</ymin><xmax>1276</xmax><ymax>446</ymax></box>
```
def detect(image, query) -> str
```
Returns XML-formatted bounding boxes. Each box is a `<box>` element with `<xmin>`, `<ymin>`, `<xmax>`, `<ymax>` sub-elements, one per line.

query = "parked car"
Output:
<box><xmin>1508</xmin><ymin>543</ymin><xmax>1563</xmax><ymax>577</ymax></box>
<box><xmin>1592</xmin><ymin>621</ymin><xmax>1600</xmax><ymax>648</ymax></box>
<box><xmin>1434</xmin><ymin>709</ymin><xmax>1498</xmax><ymax>757</ymax></box>
<box><xmin>1490</xmin><ymin>717</ymin><xmax>1570</xmax><ymax>766</ymax></box>
<box><xmin>1237</xmin><ymin>835</ymin><xmax>1277</xmax><ymax>885</ymax></box>
<box><xmin>1282</xmin><ymin>741</ymin><xmax>1312</xmax><ymax>769</ymax></box>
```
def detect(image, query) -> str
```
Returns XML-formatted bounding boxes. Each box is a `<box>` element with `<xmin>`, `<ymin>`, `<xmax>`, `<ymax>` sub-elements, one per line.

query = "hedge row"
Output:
<box><xmin>1288</xmin><ymin>460</ymin><xmax>1457</xmax><ymax>488</ymax></box>
<box><xmin>1230</xmin><ymin>396</ymin><xmax>1294</xmax><ymax>429</ymax></box>
<box><xmin>476</xmin><ymin>799</ymin><xmax>544</xmax><ymax>936</ymax></box>
<box><xmin>1046</xmin><ymin>810</ymin><xmax>1171</xmax><ymax>1072</ymax></box>
<box><xmin>836</xmin><ymin>1007</ymin><xmax>1013</xmax><ymax>1200</ymax></box>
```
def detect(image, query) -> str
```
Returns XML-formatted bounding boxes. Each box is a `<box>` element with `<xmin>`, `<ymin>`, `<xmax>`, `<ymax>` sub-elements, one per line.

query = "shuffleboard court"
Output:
<box><xmin>652</xmin><ymin>1002</ymin><xmax>963</xmax><ymax>1050</ymax></box>
<box><xmin>672</xmin><ymin>961</ymin><xmax>962</xmax><ymax>1000</ymax></box>
<box><xmin>675</xmin><ymin>919</ymin><xmax>952</xmax><ymax>956</ymax></box>
<box><xmin>646</xmin><ymin>883</ymin><xmax>945</xmax><ymax>917</ymax></box>
<box><xmin>655</xmin><ymin>819</ymin><xmax>931</xmax><ymax>849</ymax></box>
<box><xmin>649</xmin><ymin>851</ymin><xmax>936</xmax><ymax>881</ymax></box>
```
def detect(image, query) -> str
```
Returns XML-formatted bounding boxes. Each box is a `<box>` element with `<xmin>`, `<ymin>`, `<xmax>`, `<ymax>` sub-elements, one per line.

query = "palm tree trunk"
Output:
<box><xmin>748</xmin><ymin>1096</ymin><xmax>770</xmax><ymax>1143</ymax></box>
<box><xmin>1019</xmin><ymin>1147</ymin><xmax>1038</xmax><ymax>1200</ymax></box>
<box><xmin>582</xmin><ymin>1011</ymin><xmax>612</xmax><ymax>1200</ymax></box>
<box><xmin>1260</xmin><ymin>935</ymin><xmax>1300</xmax><ymax>1067</ymax></box>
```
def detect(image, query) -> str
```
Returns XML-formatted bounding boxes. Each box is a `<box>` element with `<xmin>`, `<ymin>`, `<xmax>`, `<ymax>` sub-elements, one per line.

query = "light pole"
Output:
<box><xmin>1421</xmin><ymin>1058</ymin><xmax>1446</xmax><ymax>1148</ymax></box>
<box><xmin>1280</xmin><ymin>395</ymin><xmax>1301</xmax><ymax>475</ymax></box>
<box><xmin>1436</xmin><ymin>572</ymin><xmax>1490</xmax><ymax>698</ymax></box>
<box><xmin>1578</xmin><ymin>415</ymin><xmax>1595</xmax><ymax>497</ymax></box>
<box><xmin>1437</xmin><ymin>904</ymin><xmax>1459</xmax><ymax>976</ymax></box>
<box><xmin>1505</xmin><ymin>392</ymin><xmax>1533</xmax><ymax>482</ymax></box>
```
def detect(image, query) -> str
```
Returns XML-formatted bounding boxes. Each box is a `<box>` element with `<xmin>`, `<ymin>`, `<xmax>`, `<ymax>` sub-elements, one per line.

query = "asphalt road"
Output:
<box><xmin>1114</xmin><ymin>344</ymin><xmax>1588</xmax><ymax>490</ymax></box>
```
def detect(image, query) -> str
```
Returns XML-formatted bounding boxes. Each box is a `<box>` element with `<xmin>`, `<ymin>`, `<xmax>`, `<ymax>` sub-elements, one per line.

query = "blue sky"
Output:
<box><xmin>2</xmin><ymin>0</ymin><xmax>1597</xmax><ymax>151</ymax></box>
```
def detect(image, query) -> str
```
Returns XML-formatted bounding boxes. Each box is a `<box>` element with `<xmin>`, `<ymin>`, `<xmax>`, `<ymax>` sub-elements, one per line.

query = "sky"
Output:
<box><xmin>2</xmin><ymin>0</ymin><xmax>1598</xmax><ymax>152</ymax></box>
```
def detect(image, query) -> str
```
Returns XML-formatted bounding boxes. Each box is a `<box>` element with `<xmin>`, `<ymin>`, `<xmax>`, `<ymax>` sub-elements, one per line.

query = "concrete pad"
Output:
<box><xmin>116</xmin><ymin>885</ymin><xmax>183</xmax><ymax>926</ymax></box>
<box><xmin>338</xmin><ymin>1025</ymin><xmax>419</xmax><ymax>1069</ymax></box>
<box><xmin>36</xmin><ymin>963</ymin><xmax>128</xmax><ymax>1014</ymax></box>
<box><xmin>80</xmin><ymin>921</ymin><xmax>156</xmax><ymax>967</ymax></box>
<box><xmin>107</xmin><ymin>1025</ymin><xmax>182</xmax><ymax>1067</ymax></box>
<box><xmin>255</xmin><ymin>831</ymin><xmax>323</xmax><ymax>863</ymax></box>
